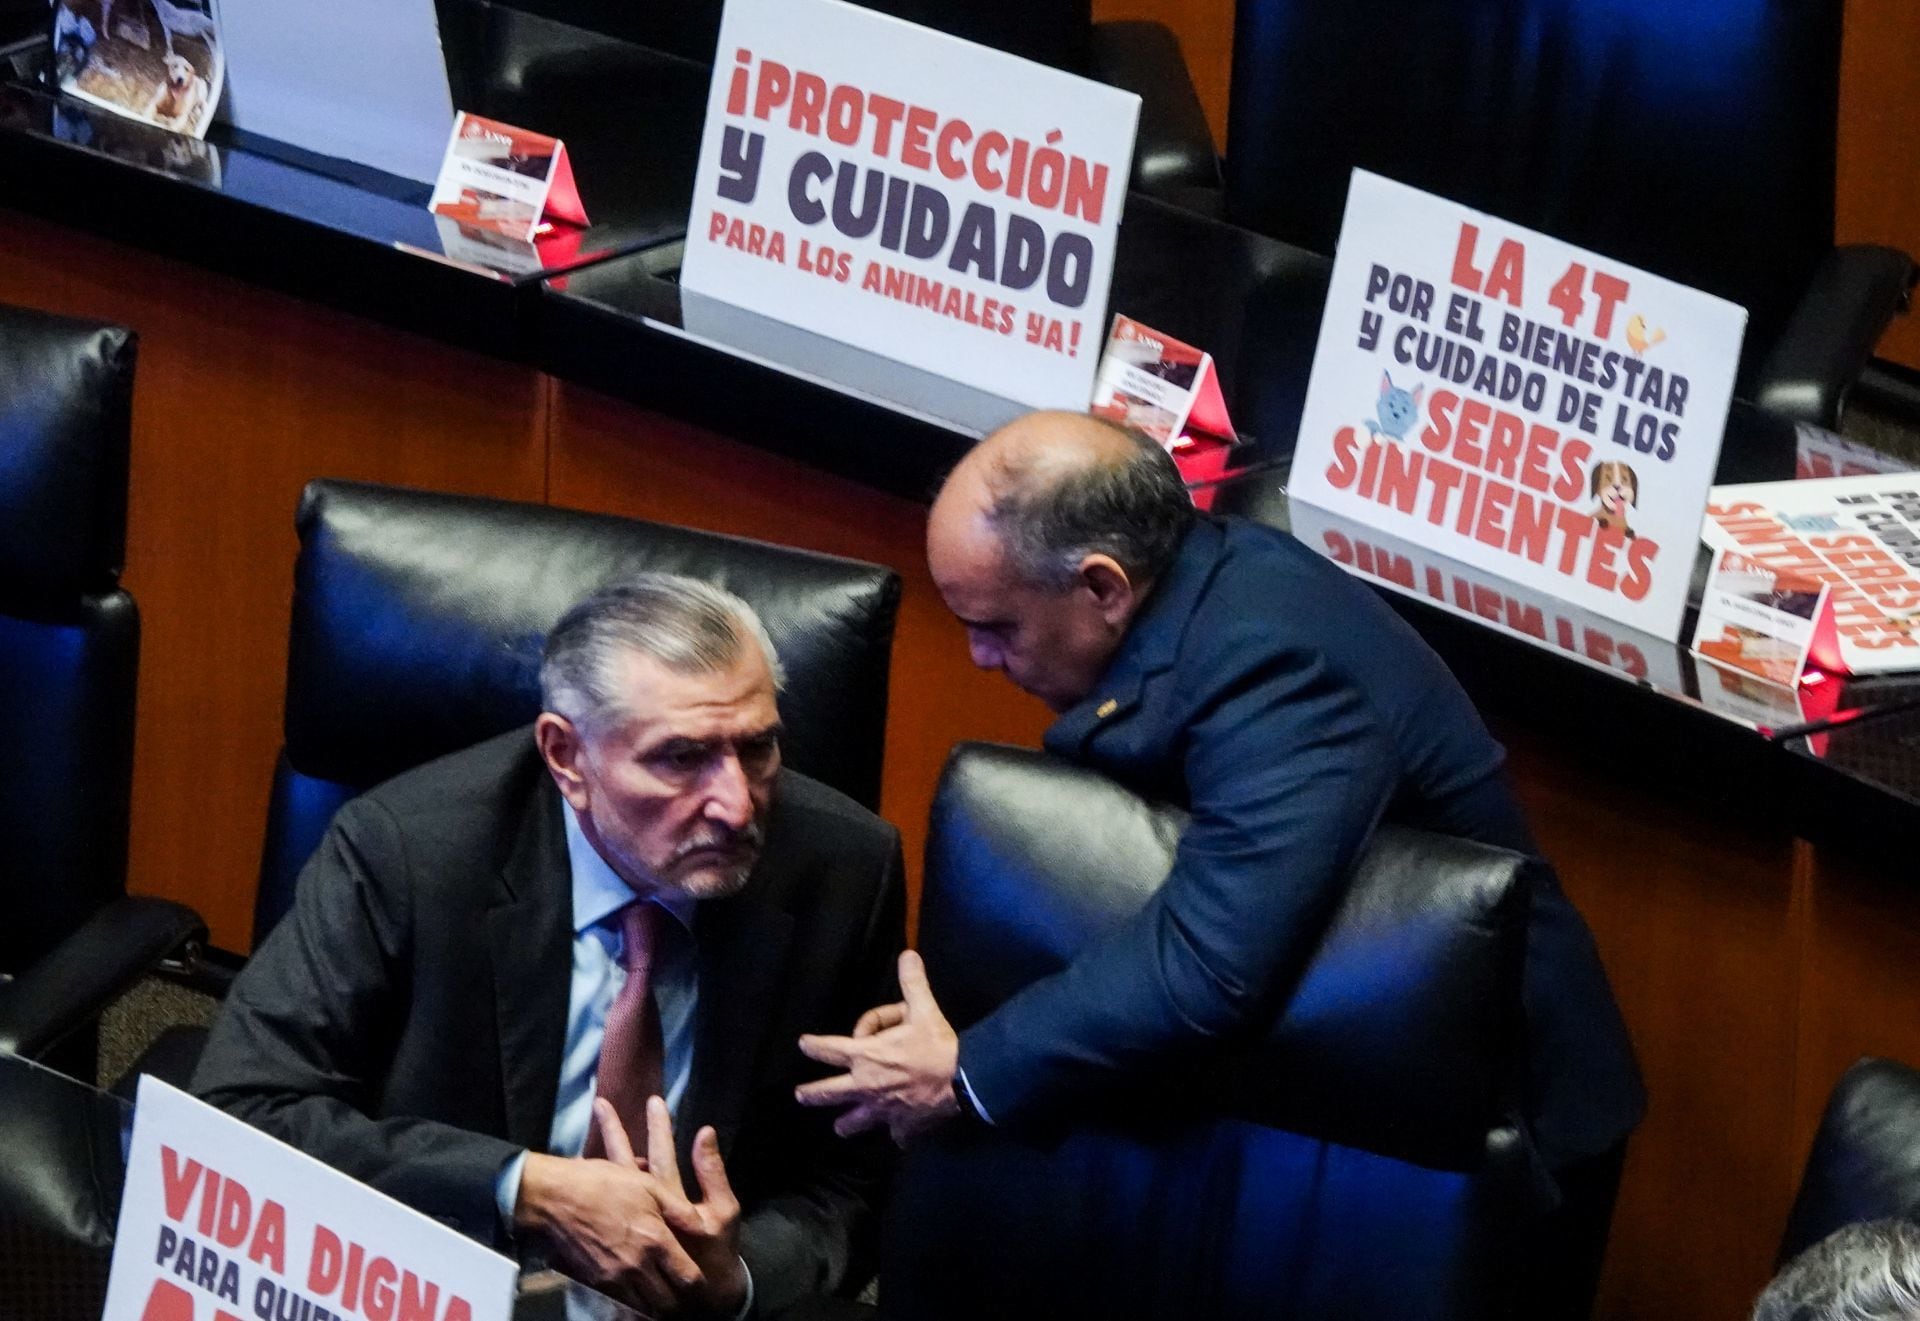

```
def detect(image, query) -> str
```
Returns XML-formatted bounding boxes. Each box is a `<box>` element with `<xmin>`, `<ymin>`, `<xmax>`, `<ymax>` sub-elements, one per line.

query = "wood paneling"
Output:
<box><xmin>544</xmin><ymin>383</ymin><xmax>1054</xmax><ymax>928</ymax></box>
<box><xmin>1498</xmin><ymin>724</ymin><xmax>1805</xmax><ymax>1321</ymax></box>
<box><xmin>0</xmin><ymin>208</ymin><xmax>549</xmax><ymax>950</ymax></box>
<box><xmin>1836</xmin><ymin>0</ymin><xmax>1920</xmax><ymax>371</ymax></box>
<box><xmin>1093</xmin><ymin>0</ymin><xmax>1920</xmax><ymax>371</ymax></box>
<box><xmin>1796</xmin><ymin>848</ymin><xmax>1920</xmax><ymax>1160</ymax></box>
<box><xmin>1093</xmin><ymin>0</ymin><xmax>1234</xmax><ymax>151</ymax></box>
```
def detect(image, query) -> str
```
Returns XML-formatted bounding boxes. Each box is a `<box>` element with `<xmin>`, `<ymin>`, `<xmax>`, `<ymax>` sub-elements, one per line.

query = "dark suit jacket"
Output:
<box><xmin>956</xmin><ymin>516</ymin><xmax>1645</xmax><ymax>1172</ymax></box>
<box><xmin>194</xmin><ymin>729</ymin><xmax>906</xmax><ymax>1317</ymax></box>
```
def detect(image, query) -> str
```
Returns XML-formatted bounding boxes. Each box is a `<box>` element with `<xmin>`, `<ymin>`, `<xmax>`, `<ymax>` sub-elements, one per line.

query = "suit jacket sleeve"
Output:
<box><xmin>739</xmin><ymin>827</ymin><xmax>906</xmax><ymax>1316</ymax></box>
<box><xmin>192</xmin><ymin>796</ymin><xmax>520</xmax><ymax>1243</ymax></box>
<box><xmin>957</xmin><ymin>632</ymin><xmax>1399</xmax><ymax>1132</ymax></box>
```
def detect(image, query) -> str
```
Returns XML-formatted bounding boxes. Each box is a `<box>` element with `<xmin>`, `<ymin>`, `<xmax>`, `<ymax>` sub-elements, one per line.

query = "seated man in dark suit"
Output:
<box><xmin>798</xmin><ymin>412</ymin><xmax>1644</xmax><ymax>1302</ymax></box>
<box><xmin>195</xmin><ymin>574</ymin><xmax>905</xmax><ymax>1319</ymax></box>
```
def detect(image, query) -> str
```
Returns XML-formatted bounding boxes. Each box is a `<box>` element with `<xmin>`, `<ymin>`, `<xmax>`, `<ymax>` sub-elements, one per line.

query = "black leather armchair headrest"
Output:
<box><xmin>253</xmin><ymin>480</ymin><xmax>902</xmax><ymax>946</ymax></box>
<box><xmin>1779</xmin><ymin>1057</ymin><xmax>1920</xmax><ymax>1265</ymax></box>
<box><xmin>286</xmin><ymin>479</ymin><xmax>901</xmax><ymax>806</ymax></box>
<box><xmin>920</xmin><ymin>743</ymin><xmax>1530</xmax><ymax>1169</ymax></box>
<box><xmin>0</xmin><ymin>305</ymin><xmax>135</xmax><ymax>605</ymax></box>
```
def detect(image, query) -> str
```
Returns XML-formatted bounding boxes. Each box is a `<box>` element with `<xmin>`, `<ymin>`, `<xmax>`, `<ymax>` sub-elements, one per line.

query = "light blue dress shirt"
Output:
<box><xmin>494</xmin><ymin>806</ymin><xmax>699</xmax><ymax>1216</ymax></box>
<box><xmin>489</xmin><ymin>808</ymin><xmax>758</xmax><ymax>1314</ymax></box>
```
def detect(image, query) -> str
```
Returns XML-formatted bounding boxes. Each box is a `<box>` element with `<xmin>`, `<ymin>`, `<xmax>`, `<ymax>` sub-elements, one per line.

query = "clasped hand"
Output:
<box><xmin>518</xmin><ymin>1097</ymin><xmax>746</xmax><ymax>1317</ymax></box>
<box><xmin>795</xmin><ymin>950</ymin><xmax>962</xmax><ymax>1145</ymax></box>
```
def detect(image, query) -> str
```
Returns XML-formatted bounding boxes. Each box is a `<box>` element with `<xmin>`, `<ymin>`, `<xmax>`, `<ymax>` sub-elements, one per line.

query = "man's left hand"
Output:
<box><xmin>593</xmin><ymin>1097</ymin><xmax>748</xmax><ymax>1317</ymax></box>
<box><xmin>796</xmin><ymin>950</ymin><xmax>961</xmax><ymax>1145</ymax></box>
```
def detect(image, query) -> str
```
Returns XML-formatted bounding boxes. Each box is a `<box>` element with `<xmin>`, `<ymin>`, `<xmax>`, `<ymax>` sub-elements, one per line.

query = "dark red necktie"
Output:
<box><xmin>582</xmin><ymin>900</ymin><xmax>666</xmax><ymax>1159</ymax></box>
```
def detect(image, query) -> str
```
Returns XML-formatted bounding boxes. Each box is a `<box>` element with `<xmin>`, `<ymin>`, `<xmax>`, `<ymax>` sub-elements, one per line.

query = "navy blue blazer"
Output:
<box><xmin>956</xmin><ymin>516</ymin><xmax>1644</xmax><ymax>1171</ymax></box>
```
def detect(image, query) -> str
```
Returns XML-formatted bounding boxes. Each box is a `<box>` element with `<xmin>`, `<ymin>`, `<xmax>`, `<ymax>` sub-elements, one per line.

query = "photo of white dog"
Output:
<box><xmin>146</xmin><ymin>51</ymin><xmax>211</xmax><ymax>133</ymax></box>
<box><xmin>53</xmin><ymin>0</ymin><xmax>223</xmax><ymax>140</ymax></box>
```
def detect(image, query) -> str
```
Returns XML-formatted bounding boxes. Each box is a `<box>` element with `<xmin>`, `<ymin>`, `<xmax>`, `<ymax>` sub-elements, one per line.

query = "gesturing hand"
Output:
<box><xmin>795</xmin><ymin>950</ymin><xmax>961</xmax><ymax>1145</ymax></box>
<box><xmin>595</xmin><ymin>1097</ymin><xmax>748</xmax><ymax>1317</ymax></box>
<box><xmin>514</xmin><ymin>1146</ymin><xmax>701</xmax><ymax>1316</ymax></box>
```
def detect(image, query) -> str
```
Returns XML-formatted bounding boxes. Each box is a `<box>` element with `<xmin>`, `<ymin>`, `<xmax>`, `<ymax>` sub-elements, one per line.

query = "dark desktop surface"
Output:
<box><xmin>0</xmin><ymin>2</ymin><xmax>695</xmax><ymax>355</ymax></box>
<box><xmin>1</xmin><ymin>0</ymin><xmax>1914</xmax><ymax>856</ymax></box>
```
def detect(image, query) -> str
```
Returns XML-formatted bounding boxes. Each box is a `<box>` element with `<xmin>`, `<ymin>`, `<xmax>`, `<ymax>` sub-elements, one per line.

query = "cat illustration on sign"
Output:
<box><xmin>1365</xmin><ymin>372</ymin><xmax>1424</xmax><ymax>441</ymax></box>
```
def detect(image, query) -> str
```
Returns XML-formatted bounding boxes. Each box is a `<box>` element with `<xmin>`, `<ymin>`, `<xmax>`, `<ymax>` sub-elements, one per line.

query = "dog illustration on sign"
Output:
<box><xmin>1365</xmin><ymin>372</ymin><xmax>1424</xmax><ymax>441</ymax></box>
<box><xmin>1591</xmin><ymin>460</ymin><xmax>1640</xmax><ymax>538</ymax></box>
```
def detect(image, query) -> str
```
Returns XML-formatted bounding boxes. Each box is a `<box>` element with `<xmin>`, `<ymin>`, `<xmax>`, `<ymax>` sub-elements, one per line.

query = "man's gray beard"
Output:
<box><xmin>662</xmin><ymin>821</ymin><xmax>766</xmax><ymax>900</ymax></box>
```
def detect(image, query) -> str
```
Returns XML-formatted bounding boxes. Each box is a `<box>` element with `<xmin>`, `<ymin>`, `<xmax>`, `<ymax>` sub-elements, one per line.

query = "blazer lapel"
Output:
<box><xmin>680</xmin><ymin>882</ymin><xmax>795</xmax><ymax>1169</ymax></box>
<box><xmin>489</xmin><ymin>782</ymin><xmax>573</xmax><ymax>1153</ymax></box>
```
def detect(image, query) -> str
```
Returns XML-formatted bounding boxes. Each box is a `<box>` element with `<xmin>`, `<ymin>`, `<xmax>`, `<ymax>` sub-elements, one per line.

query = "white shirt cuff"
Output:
<box><xmin>496</xmin><ymin>1150</ymin><xmax>528</xmax><ymax>1232</ymax></box>
<box><xmin>956</xmin><ymin>1065</ymin><xmax>996</xmax><ymax>1125</ymax></box>
<box><xmin>734</xmin><ymin>1258</ymin><xmax>755</xmax><ymax>1319</ymax></box>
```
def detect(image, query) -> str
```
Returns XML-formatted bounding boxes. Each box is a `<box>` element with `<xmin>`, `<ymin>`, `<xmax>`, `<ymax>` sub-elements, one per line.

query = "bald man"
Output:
<box><xmin>797</xmin><ymin>413</ymin><xmax>1643</xmax><ymax>1195</ymax></box>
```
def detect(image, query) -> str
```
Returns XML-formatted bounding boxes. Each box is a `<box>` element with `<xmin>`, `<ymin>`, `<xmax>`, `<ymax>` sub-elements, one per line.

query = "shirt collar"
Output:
<box><xmin>563</xmin><ymin>803</ymin><xmax>699</xmax><ymax>936</ymax></box>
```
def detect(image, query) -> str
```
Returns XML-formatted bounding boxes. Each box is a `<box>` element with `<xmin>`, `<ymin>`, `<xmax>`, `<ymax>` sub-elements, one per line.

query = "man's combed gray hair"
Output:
<box><xmin>984</xmin><ymin>423</ymin><xmax>1194</xmax><ymax>591</ymax></box>
<box><xmin>540</xmin><ymin>573</ymin><xmax>785</xmax><ymax>728</ymax></box>
<box><xmin>1754</xmin><ymin>1219</ymin><xmax>1920</xmax><ymax>1321</ymax></box>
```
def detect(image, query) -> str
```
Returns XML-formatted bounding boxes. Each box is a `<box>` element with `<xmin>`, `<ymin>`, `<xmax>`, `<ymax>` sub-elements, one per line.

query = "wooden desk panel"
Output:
<box><xmin>1499</xmin><ymin>724</ymin><xmax>1804</xmax><ymax>1321</ymax></box>
<box><xmin>0</xmin><ymin>208</ymin><xmax>549</xmax><ymax>950</ymax></box>
<box><xmin>1795</xmin><ymin>846</ymin><xmax>1920</xmax><ymax>1164</ymax></box>
<box><xmin>545</xmin><ymin>382</ymin><xmax>1054</xmax><ymax>928</ymax></box>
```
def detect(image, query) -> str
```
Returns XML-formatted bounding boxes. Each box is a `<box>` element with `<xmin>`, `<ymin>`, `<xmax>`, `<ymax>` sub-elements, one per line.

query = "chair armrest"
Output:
<box><xmin>1753</xmin><ymin>244</ymin><xmax>1916</xmax><ymax>428</ymax></box>
<box><xmin>0</xmin><ymin>895</ymin><xmax>207</xmax><ymax>1058</ymax></box>
<box><xmin>1089</xmin><ymin>20</ymin><xmax>1222</xmax><ymax>201</ymax></box>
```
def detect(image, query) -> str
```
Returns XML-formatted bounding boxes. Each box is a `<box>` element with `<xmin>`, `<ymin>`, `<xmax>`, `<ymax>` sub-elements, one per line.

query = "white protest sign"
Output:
<box><xmin>1289</xmin><ymin>171</ymin><xmax>1745</xmax><ymax>641</ymax></box>
<box><xmin>680</xmin><ymin>0</ymin><xmax>1139</xmax><ymax>411</ymax></box>
<box><xmin>102</xmin><ymin>1077</ymin><xmax>516</xmax><ymax>1321</ymax></box>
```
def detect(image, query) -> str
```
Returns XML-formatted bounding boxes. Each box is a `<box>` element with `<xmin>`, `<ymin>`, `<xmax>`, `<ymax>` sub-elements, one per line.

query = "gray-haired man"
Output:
<box><xmin>196</xmin><ymin>575</ymin><xmax>906</xmax><ymax>1319</ymax></box>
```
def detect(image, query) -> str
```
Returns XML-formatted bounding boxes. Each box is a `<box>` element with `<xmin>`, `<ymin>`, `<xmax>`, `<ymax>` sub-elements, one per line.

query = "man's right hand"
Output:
<box><xmin>598</xmin><ymin>1097</ymin><xmax>749</xmax><ymax>1317</ymax></box>
<box><xmin>514</xmin><ymin>1146</ymin><xmax>706</xmax><ymax>1316</ymax></box>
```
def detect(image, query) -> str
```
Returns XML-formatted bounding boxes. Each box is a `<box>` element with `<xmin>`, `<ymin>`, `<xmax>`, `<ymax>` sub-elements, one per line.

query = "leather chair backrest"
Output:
<box><xmin>886</xmin><ymin>743</ymin><xmax>1536</xmax><ymax>1320</ymax></box>
<box><xmin>1224</xmin><ymin>0</ymin><xmax>1839</xmax><ymax>381</ymax></box>
<box><xmin>0</xmin><ymin>305</ymin><xmax>140</xmax><ymax>976</ymax></box>
<box><xmin>485</xmin><ymin>0</ymin><xmax>1090</xmax><ymax>73</ymax></box>
<box><xmin>257</xmin><ymin>479</ymin><xmax>901</xmax><ymax>945</ymax></box>
<box><xmin>0</xmin><ymin>1054</ymin><xmax>128</xmax><ymax>1321</ymax></box>
<box><xmin>1778</xmin><ymin>1057</ymin><xmax>1920</xmax><ymax>1265</ymax></box>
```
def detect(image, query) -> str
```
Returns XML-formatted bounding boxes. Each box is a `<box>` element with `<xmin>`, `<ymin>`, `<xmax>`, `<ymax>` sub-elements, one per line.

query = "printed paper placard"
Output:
<box><xmin>1690</xmin><ymin>548</ymin><xmax>1836</xmax><ymax>688</ymax></box>
<box><xmin>102</xmin><ymin>1077</ymin><xmax>515</xmax><ymax>1321</ymax></box>
<box><xmin>680</xmin><ymin>0</ymin><xmax>1139</xmax><ymax>412</ymax></box>
<box><xmin>430</xmin><ymin>111</ymin><xmax>588</xmax><ymax>243</ymax></box>
<box><xmin>1288</xmin><ymin>500</ymin><xmax>1683</xmax><ymax>694</ymax></box>
<box><xmin>55</xmin><ymin>0</ymin><xmax>223</xmax><ymax>139</ymax></box>
<box><xmin>1796</xmin><ymin>422</ymin><xmax>1917</xmax><ymax>481</ymax></box>
<box><xmin>1289</xmin><ymin>170</ymin><xmax>1745</xmax><ymax>641</ymax></box>
<box><xmin>1090</xmin><ymin>315</ymin><xmax>1238</xmax><ymax>448</ymax></box>
<box><xmin>1694</xmin><ymin>659</ymin><xmax>1825</xmax><ymax>733</ymax></box>
<box><xmin>1702</xmin><ymin>473</ymin><xmax>1920</xmax><ymax>675</ymax></box>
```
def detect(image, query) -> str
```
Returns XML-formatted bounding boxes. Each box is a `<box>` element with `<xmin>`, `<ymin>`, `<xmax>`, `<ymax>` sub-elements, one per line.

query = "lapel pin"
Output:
<box><xmin>1095</xmin><ymin>698</ymin><xmax>1118</xmax><ymax>718</ymax></box>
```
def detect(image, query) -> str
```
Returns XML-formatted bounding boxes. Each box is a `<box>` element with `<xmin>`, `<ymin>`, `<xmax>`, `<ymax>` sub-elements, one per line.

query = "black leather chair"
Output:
<box><xmin>464</xmin><ymin>0</ymin><xmax>1221</xmax><ymax>206</ymax></box>
<box><xmin>253</xmin><ymin>477</ymin><xmax>901</xmax><ymax>943</ymax></box>
<box><xmin>882</xmin><ymin>743</ymin><xmax>1585</xmax><ymax>1321</ymax></box>
<box><xmin>1777</xmin><ymin>1057</ymin><xmax>1920</xmax><ymax>1266</ymax></box>
<box><xmin>0</xmin><ymin>304</ymin><xmax>204</xmax><ymax>1083</ymax></box>
<box><xmin>0</xmin><ymin>1053</ymin><xmax>129</xmax><ymax>1321</ymax></box>
<box><xmin>1221</xmin><ymin>0</ymin><xmax>1914</xmax><ymax>428</ymax></box>
<box><xmin>127</xmin><ymin>477</ymin><xmax>902</xmax><ymax>1087</ymax></box>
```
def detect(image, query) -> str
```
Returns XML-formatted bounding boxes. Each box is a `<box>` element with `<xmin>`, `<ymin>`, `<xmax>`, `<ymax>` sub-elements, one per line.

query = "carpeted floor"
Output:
<box><xmin>96</xmin><ymin>974</ymin><xmax>218</xmax><ymax>1091</ymax></box>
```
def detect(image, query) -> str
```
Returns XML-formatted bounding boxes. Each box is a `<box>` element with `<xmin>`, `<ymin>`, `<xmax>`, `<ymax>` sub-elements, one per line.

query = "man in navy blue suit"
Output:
<box><xmin>798</xmin><ymin>410</ymin><xmax>1642</xmax><ymax>1190</ymax></box>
